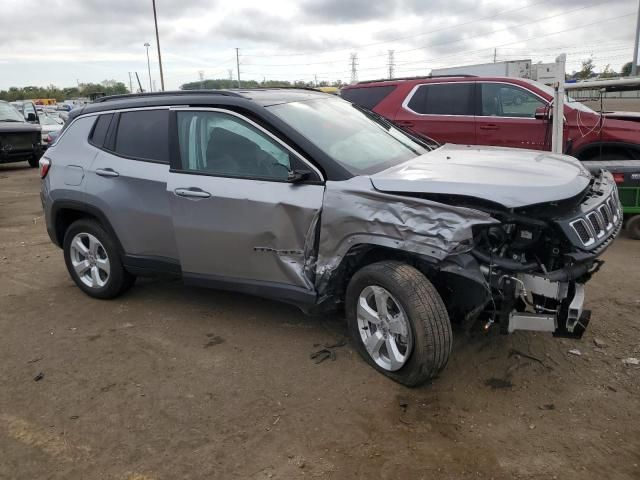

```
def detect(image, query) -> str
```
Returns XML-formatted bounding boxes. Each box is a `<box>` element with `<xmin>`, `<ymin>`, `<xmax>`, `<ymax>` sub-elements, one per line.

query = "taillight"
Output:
<box><xmin>39</xmin><ymin>157</ymin><xmax>51</xmax><ymax>178</ymax></box>
<box><xmin>612</xmin><ymin>172</ymin><xmax>624</xmax><ymax>184</ymax></box>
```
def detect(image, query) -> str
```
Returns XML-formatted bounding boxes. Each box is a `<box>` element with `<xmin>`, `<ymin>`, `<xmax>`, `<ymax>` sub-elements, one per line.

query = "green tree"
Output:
<box><xmin>599</xmin><ymin>64</ymin><xmax>618</xmax><ymax>78</ymax></box>
<box><xmin>578</xmin><ymin>58</ymin><xmax>595</xmax><ymax>80</ymax></box>
<box><xmin>621</xmin><ymin>62</ymin><xmax>633</xmax><ymax>76</ymax></box>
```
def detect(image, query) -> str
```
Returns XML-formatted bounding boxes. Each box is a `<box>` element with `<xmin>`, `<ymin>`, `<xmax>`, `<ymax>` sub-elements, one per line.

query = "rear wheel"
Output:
<box><xmin>346</xmin><ymin>261</ymin><xmax>452</xmax><ymax>387</ymax></box>
<box><xmin>626</xmin><ymin>215</ymin><xmax>640</xmax><ymax>240</ymax></box>
<box><xmin>27</xmin><ymin>156</ymin><xmax>39</xmax><ymax>168</ymax></box>
<box><xmin>63</xmin><ymin>219</ymin><xmax>135</xmax><ymax>299</ymax></box>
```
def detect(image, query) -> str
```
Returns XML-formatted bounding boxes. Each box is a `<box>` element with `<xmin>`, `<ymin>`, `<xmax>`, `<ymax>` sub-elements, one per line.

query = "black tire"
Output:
<box><xmin>27</xmin><ymin>156</ymin><xmax>39</xmax><ymax>168</ymax></box>
<box><xmin>63</xmin><ymin>219</ymin><xmax>135</xmax><ymax>299</ymax></box>
<box><xmin>346</xmin><ymin>261</ymin><xmax>452</xmax><ymax>387</ymax></box>
<box><xmin>626</xmin><ymin>215</ymin><xmax>640</xmax><ymax>240</ymax></box>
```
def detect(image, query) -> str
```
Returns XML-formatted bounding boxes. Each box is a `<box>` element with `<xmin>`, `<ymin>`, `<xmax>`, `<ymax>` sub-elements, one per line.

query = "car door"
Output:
<box><xmin>475</xmin><ymin>82</ymin><xmax>550</xmax><ymax>150</ymax></box>
<box><xmin>394</xmin><ymin>82</ymin><xmax>476</xmax><ymax>144</ymax></box>
<box><xmin>84</xmin><ymin>108</ymin><xmax>178</xmax><ymax>264</ymax></box>
<box><xmin>167</xmin><ymin>108</ymin><xmax>324</xmax><ymax>301</ymax></box>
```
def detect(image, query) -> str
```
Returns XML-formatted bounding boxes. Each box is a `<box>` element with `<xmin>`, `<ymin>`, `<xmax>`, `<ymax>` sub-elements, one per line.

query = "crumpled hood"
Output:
<box><xmin>370</xmin><ymin>144</ymin><xmax>592</xmax><ymax>208</ymax></box>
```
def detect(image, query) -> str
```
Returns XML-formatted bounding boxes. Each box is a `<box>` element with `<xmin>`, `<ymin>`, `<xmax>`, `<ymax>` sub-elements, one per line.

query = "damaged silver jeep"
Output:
<box><xmin>41</xmin><ymin>89</ymin><xmax>621</xmax><ymax>386</ymax></box>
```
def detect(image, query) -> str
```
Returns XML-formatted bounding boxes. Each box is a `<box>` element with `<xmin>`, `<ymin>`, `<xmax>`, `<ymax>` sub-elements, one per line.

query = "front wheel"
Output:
<box><xmin>346</xmin><ymin>261</ymin><xmax>452</xmax><ymax>387</ymax></box>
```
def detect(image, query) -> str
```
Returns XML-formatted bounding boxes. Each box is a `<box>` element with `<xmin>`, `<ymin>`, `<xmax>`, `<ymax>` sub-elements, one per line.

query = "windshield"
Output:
<box><xmin>521</xmin><ymin>79</ymin><xmax>596</xmax><ymax>114</ymax></box>
<box><xmin>38</xmin><ymin>113</ymin><xmax>61</xmax><ymax>126</ymax></box>
<box><xmin>269</xmin><ymin>97</ymin><xmax>429</xmax><ymax>175</ymax></box>
<box><xmin>0</xmin><ymin>102</ymin><xmax>26</xmax><ymax>122</ymax></box>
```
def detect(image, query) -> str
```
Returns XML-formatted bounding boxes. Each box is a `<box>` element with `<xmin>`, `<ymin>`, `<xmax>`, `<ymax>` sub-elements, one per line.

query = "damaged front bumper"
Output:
<box><xmin>502</xmin><ymin>273</ymin><xmax>592</xmax><ymax>338</ymax></box>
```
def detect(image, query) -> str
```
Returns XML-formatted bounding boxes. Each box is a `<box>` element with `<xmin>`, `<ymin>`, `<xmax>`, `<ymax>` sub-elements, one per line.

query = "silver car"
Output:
<box><xmin>40</xmin><ymin>89</ymin><xmax>621</xmax><ymax>386</ymax></box>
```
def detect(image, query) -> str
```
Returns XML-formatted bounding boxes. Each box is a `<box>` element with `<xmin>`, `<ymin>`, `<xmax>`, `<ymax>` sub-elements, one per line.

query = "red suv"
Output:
<box><xmin>341</xmin><ymin>76</ymin><xmax>640</xmax><ymax>160</ymax></box>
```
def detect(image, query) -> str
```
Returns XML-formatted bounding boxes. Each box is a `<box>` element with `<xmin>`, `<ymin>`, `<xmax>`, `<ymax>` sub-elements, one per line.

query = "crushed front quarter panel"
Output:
<box><xmin>314</xmin><ymin>176</ymin><xmax>498</xmax><ymax>294</ymax></box>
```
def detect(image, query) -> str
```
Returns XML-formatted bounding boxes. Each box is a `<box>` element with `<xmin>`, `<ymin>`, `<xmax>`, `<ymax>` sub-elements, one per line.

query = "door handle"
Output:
<box><xmin>174</xmin><ymin>188</ymin><xmax>211</xmax><ymax>199</ymax></box>
<box><xmin>95</xmin><ymin>168</ymin><xmax>119</xmax><ymax>177</ymax></box>
<box><xmin>396</xmin><ymin>120</ymin><xmax>415</xmax><ymax>127</ymax></box>
<box><xmin>479</xmin><ymin>124</ymin><xmax>499</xmax><ymax>130</ymax></box>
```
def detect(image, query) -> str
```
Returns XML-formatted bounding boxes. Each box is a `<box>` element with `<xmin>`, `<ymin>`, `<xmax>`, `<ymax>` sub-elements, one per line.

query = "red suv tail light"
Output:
<box><xmin>612</xmin><ymin>172</ymin><xmax>624</xmax><ymax>184</ymax></box>
<box><xmin>39</xmin><ymin>157</ymin><xmax>51</xmax><ymax>178</ymax></box>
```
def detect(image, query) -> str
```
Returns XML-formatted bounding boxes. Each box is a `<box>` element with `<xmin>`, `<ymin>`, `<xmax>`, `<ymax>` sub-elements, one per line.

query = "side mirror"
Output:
<box><xmin>534</xmin><ymin>106</ymin><xmax>550</xmax><ymax>121</ymax></box>
<box><xmin>287</xmin><ymin>169</ymin><xmax>311</xmax><ymax>183</ymax></box>
<box><xmin>26</xmin><ymin>112</ymin><xmax>37</xmax><ymax>122</ymax></box>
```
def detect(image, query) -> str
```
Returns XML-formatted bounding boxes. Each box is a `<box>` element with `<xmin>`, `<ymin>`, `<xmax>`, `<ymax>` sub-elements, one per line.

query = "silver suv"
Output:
<box><xmin>40</xmin><ymin>89</ymin><xmax>621</xmax><ymax>386</ymax></box>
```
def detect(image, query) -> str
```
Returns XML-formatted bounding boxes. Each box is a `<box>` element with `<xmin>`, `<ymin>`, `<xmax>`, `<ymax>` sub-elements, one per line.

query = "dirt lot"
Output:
<box><xmin>1</xmin><ymin>162</ymin><xmax>639</xmax><ymax>480</ymax></box>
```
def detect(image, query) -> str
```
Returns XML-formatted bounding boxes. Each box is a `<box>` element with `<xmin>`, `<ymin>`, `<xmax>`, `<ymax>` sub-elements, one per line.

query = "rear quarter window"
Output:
<box><xmin>113</xmin><ymin>109</ymin><xmax>169</xmax><ymax>163</ymax></box>
<box><xmin>407</xmin><ymin>83</ymin><xmax>474</xmax><ymax>115</ymax></box>
<box><xmin>341</xmin><ymin>85</ymin><xmax>396</xmax><ymax>110</ymax></box>
<box><xmin>88</xmin><ymin>113</ymin><xmax>113</xmax><ymax>147</ymax></box>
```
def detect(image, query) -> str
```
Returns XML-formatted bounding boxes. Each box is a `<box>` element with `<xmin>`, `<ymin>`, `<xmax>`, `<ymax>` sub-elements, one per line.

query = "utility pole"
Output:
<box><xmin>228</xmin><ymin>69</ymin><xmax>233</xmax><ymax>81</ymax></box>
<box><xmin>235</xmin><ymin>48</ymin><xmax>241</xmax><ymax>88</ymax></box>
<box><xmin>198</xmin><ymin>70</ymin><xmax>205</xmax><ymax>89</ymax></box>
<box><xmin>387</xmin><ymin>50</ymin><xmax>395</xmax><ymax>79</ymax></box>
<box><xmin>493</xmin><ymin>48</ymin><xmax>497</xmax><ymax>63</ymax></box>
<box><xmin>314</xmin><ymin>74</ymin><xmax>318</xmax><ymax>87</ymax></box>
<box><xmin>144</xmin><ymin>42</ymin><xmax>152</xmax><ymax>92</ymax></box>
<box><xmin>632</xmin><ymin>0</ymin><xmax>640</xmax><ymax>76</ymax></box>
<box><xmin>350</xmin><ymin>53</ymin><xmax>358</xmax><ymax>84</ymax></box>
<box><xmin>152</xmin><ymin>0</ymin><xmax>165</xmax><ymax>90</ymax></box>
<box><xmin>128</xmin><ymin>72</ymin><xmax>133</xmax><ymax>93</ymax></box>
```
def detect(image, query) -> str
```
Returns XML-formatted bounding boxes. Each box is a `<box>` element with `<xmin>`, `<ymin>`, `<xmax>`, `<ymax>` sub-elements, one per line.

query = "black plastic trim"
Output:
<box><xmin>123</xmin><ymin>254</ymin><xmax>181</xmax><ymax>276</ymax></box>
<box><xmin>184</xmin><ymin>271</ymin><xmax>317</xmax><ymax>306</ymax></box>
<box><xmin>49</xmin><ymin>200</ymin><xmax>125</xmax><ymax>253</ymax></box>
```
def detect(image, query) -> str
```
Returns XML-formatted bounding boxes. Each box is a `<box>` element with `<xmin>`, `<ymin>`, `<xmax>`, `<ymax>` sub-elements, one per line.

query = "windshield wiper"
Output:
<box><xmin>350</xmin><ymin>103</ymin><xmax>440</xmax><ymax>151</ymax></box>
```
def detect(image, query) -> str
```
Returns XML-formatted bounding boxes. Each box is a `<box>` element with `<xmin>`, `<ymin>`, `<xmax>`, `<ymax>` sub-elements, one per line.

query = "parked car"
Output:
<box><xmin>341</xmin><ymin>76</ymin><xmax>640</xmax><ymax>160</ymax></box>
<box><xmin>10</xmin><ymin>100</ymin><xmax>40</xmax><ymax>124</ymax></box>
<box><xmin>0</xmin><ymin>100</ymin><xmax>42</xmax><ymax>167</ymax></box>
<box><xmin>37</xmin><ymin>112</ymin><xmax>64</xmax><ymax>147</ymax></box>
<box><xmin>40</xmin><ymin>90</ymin><xmax>621</xmax><ymax>386</ymax></box>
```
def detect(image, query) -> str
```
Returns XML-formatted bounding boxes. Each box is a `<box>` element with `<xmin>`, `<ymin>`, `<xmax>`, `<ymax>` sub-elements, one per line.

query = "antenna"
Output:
<box><xmin>350</xmin><ymin>53</ymin><xmax>358</xmax><ymax>84</ymax></box>
<box><xmin>387</xmin><ymin>50</ymin><xmax>395</xmax><ymax>79</ymax></box>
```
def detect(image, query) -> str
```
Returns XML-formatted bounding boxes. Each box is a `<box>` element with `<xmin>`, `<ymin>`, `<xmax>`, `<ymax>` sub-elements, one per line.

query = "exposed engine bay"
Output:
<box><xmin>464</xmin><ymin>170</ymin><xmax>621</xmax><ymax>337</ymax></box>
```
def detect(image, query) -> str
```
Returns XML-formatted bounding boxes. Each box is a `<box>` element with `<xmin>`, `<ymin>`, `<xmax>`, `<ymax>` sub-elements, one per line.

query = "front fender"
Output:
<box><xmin>314</xmin><ymin>177</ymin><xmax>497</xmax><ymax>294</ymax></box>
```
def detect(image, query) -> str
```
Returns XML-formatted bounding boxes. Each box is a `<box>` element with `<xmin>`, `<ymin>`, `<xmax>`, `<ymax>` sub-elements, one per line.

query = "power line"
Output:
<box><xmin>241</xmin><ymin>0</ymin><xmax>555</xmax><ymax>59</ymax></box>
<box><xmin>241</xmin><ymin>0</ymin><xmax>606</xmax><ymax>67</ymax></box>
<box><xmin>388</xmin><ymin>50</ymin><xmax>395</xmax><ymax>79</ymax></box>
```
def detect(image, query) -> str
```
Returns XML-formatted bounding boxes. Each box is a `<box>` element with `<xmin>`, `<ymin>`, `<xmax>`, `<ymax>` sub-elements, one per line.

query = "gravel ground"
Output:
<box><xmin>1</xmin><ymin>162</ymin><xmax>639</xmax><ymax>480</ymax></box>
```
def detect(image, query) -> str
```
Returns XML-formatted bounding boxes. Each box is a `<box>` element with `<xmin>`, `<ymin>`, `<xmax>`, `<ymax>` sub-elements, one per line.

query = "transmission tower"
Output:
<box><xmin>388</xmin><ymin>50</ymin><xmax>395</xmax><ymax>79</ymax></box>
<box><xmin>350</xmin><ymin>53</ymin><xmax>358</xmax><ymax>84</ymax></box>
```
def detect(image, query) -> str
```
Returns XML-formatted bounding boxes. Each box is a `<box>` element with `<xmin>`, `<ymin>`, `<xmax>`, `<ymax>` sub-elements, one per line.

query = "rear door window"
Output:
<box><xmin>113</xmin><ymin>109</ymin><xmax>169</xmax><ymax>163</ymax></box>
<box><xmin>406</xmin><ymin>83</ymin><xmax>474</xmax><ymax>115</ymax></box>
<box><xmin>341</xmin><ymin>85</ymin><xmax>396</xmax><ymax>110</ymax></box>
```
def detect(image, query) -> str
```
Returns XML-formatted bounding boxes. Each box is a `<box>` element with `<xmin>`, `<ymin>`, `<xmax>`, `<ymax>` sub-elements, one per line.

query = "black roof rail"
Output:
<box><xmin>354</xmin><ymin>74</ymin><xmax>477</xmax><ymax>85</ymax></box>
<box><xmin>94</xmin><ymin>89</ymin><xmax>243</xmax><ymax>103</ymax></box>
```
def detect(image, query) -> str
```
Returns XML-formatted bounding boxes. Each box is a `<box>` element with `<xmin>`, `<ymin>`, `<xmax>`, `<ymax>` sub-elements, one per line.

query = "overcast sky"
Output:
<box><xmin>0</xmin><ymin>0</ymin><xmax>636</xmax><ymax>90</ymax></box>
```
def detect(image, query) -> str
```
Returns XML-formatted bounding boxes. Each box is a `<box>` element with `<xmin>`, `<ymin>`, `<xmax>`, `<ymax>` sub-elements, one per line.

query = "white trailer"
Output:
<box><xmin>431</xmin><ymin>60</ymin><xmax>532</xmax><ymax>78</ymax></box>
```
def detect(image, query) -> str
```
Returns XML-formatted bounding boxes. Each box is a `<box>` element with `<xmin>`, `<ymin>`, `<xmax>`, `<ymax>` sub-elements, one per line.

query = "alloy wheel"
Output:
<box><xmin>356</xmin><ymin>285</ymin><xmax>413</xmax><ymax>371</ymax></box>
<box><xmin>69</xmin><ymin>232</ymin><xmax>110</xmax><ymax>289</ymax></box>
